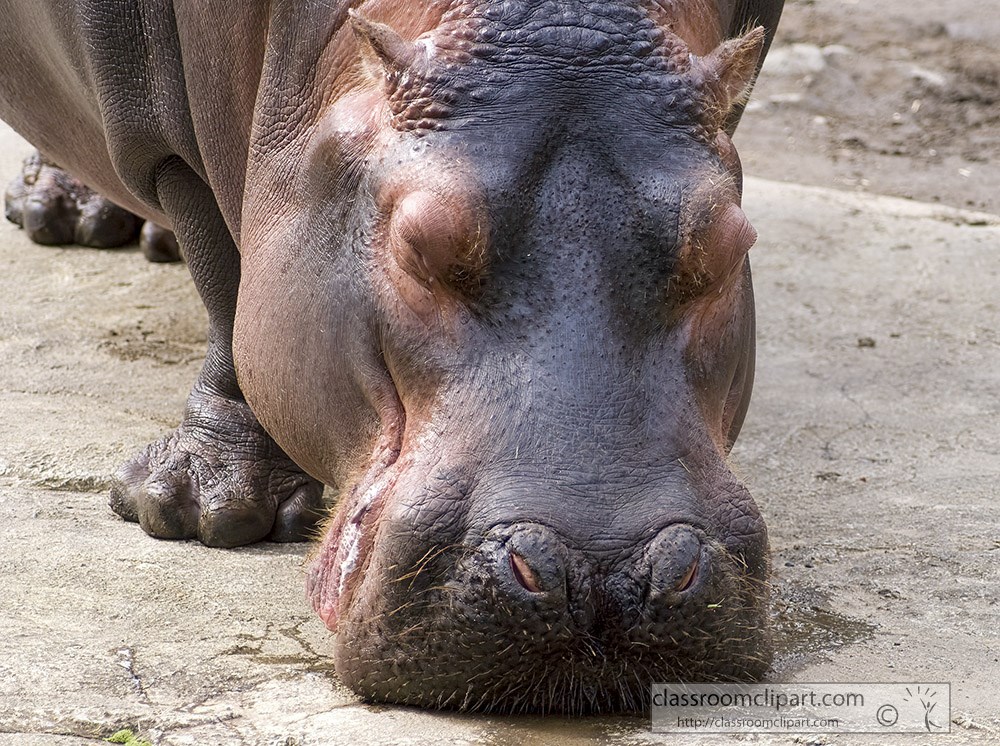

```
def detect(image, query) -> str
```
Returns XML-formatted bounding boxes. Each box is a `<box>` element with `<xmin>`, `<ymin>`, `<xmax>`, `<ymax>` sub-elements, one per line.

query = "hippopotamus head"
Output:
<box><xmin>234</xmin><ymin>1</ymin><xmax>770</xmax><ymax>712</ymax></box>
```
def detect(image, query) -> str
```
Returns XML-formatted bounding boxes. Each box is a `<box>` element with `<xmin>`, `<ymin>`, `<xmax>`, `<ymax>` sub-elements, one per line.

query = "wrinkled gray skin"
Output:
<box><xmin>0</xmin><ymin>0</ymin><xmax>783</xmax><ymax>713</ymax></box>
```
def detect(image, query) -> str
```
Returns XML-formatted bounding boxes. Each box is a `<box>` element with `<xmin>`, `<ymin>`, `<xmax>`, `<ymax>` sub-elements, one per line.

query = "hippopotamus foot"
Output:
<box><xmin>103</xmin><ymin>156</ymin><xmax>318</xmax><ymax>547</ymax></box>
<box><xmin>109</xmin><ymin>387</ymin><xmax>326</xmax><ymax>547</ymax></box>
<box><xmin>4</xmin><ymin>150</ymin><xmax>140</xmax><ymax>247</ymax></box>
<box><xmin>4</xmin><ymin>150</ymin><xmax>181</xmax><ymax>261</ymax></box>
<box><xmin>139</xmin><ymin>220</ymin><xmax>183</xmax><ymax>263</ymax></box>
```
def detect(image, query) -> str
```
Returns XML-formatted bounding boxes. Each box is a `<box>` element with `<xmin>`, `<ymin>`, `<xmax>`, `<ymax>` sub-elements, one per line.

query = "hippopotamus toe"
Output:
<box><xmin>109</xmin><ymin>391</ymin><xmax>326</xmax><ymax>547</ymax></box>
<box><xmin>22</xmin><ymin>191</ymin><xmax>76</xmax><ymax>245</ymax></box>
<box><xmin>270</xmin><ymin>483</ymin><xmax>328</xmax><ymax>542</ymax></box>
<box><xmin>139</xmin><ymin>221</ymin><xmax>182</xmax><ymax>263</ymax></box>
<box><xmin>110</xmin><ymin>466</ymin><xmax>200</xmax><ymax>540</ymax></box>
<box><xmin>74</xmin><ymin>194</ymin><xmax>143</xmax><ymax>248</ymax></box>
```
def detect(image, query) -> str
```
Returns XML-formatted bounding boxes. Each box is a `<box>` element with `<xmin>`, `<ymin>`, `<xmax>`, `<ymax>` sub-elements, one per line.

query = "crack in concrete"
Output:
<box><xmin>116</xmin><ymin>646</ymin><xmax>150</xmax><ymax>705</ymax></box>
<box><xmin>277</xmin><ymin>618</ymin><xmax>324</xmax><ymax>662</ymax></box>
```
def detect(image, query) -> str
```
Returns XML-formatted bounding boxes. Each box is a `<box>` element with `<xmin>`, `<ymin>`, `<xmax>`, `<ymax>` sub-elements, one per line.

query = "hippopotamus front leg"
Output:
<box><xmin>4</xmin><ymin>149</ymin><xmax>181</xmax><ymax>262</ymax></box>
<box><xmin>108</xmin><ymin>157</ymin><xmax>326</xmax><ymax>547</ymax></box>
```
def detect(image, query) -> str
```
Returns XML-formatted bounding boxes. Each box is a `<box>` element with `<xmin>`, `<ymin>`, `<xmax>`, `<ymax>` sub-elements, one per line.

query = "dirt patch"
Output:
<box><xmin>100</xmin><ymin>319</ymin><xmax>205</xmax><ymax>365</ymax></box>
<box><xmin>738</xmin><ymin>0</ymin><xmax>1000</xmax><ymax>212</ymax></box>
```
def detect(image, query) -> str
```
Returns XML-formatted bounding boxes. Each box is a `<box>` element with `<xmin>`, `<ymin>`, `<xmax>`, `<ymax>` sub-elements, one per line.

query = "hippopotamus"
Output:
<box><xmin>0</xmin><ymin>0</ymin><xmax>784</xmax><ymax>712</ymax></box>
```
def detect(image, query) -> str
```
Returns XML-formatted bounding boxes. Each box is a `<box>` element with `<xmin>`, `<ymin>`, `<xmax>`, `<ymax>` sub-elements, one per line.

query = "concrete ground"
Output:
<box><xmin>0</xmin><ymin>115</ymin><xmax>998</xmax><ymax>745</ymax></box>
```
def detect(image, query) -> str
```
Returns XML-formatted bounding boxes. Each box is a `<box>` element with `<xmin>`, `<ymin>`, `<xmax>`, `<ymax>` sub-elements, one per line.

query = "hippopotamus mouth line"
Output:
<box><xmin>310</xmin><ymin>435</ymin><xmax>403</xmax><ymax>630</ymax></box>
<box><xmin>336</xmin><ymin>471</ymin><xmax>393</xmax><ymax>597</ymax></box>
<box><xmin>310</xmin><ymin>362</ymin><xmax>415</xmax><ymax>627</ymax></box>
<box><xmin>314</xmin><ymin>478</ymin><xmax>390</xmax><ymax>629</ymax></box>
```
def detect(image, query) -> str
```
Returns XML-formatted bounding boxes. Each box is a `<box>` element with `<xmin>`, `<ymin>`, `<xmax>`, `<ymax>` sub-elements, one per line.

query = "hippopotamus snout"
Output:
<box><xmin>477</xmin><ymin>522</ymin><xmax>708</xmax><ymax>622</ymax></box>
<box><xmin>321</xmin><ymin>469</ymin><xmax>771</xmax><ymax>713</ymax></box>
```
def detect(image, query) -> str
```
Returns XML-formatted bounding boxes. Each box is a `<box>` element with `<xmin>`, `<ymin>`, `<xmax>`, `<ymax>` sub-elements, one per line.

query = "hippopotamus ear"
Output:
<box><xmin>348</xmin><ymin>9</ymin><xmax>419</xmax><ymax>81</ymax></box>
<box><xmin>691</xmin><ymin>26</ymin><xmax>766</xmax><ymax>130</ymax></box>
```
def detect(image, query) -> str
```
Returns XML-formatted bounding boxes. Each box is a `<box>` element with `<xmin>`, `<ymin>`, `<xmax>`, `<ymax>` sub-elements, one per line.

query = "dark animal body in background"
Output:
<box><xmin>0</xmin><ymin>0</ymin><xmax>784</xmax><ymax>713</ymax></box>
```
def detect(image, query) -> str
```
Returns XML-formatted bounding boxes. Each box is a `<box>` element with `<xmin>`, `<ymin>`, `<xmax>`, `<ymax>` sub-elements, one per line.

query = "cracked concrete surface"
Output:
<box><xmin>1</xmin><ymin>115</ymin><xmax>999</xmax><ymax>745</ymax></box>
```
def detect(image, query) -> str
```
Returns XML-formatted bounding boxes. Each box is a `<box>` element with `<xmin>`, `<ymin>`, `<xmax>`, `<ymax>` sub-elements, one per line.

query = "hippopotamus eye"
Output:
<box><xmin>387</xmin><ymin>190</ymin><xmax>485</xmax><ymax>291</ymax></box>
<box><xmin>710</xmin><ymin>203</ymin><xmax>757</xmax><ymax>259</ymax></box>
<box><xmin>671</xmin><ymin>202</ymin><xmax>757</xmax><ymax>304</ymax></box>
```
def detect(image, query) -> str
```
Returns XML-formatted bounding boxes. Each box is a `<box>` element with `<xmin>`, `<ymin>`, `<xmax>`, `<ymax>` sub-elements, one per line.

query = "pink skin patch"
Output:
<box><xmin>309</xmin><ymin>465</ymin><xmax>396</xmax><ymax>631</ymax></box>
<box><xmin>308</xmin><ymin>407</ymin><xmax>404</xmax><ymax>630</ymax></box>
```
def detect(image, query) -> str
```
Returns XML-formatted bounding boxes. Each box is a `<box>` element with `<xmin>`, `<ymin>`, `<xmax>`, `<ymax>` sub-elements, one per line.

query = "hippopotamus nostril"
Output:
<box><xmin>509</xmin><ymin>551</ymin><xmax>543</xmax><ymax>593</ymax></box>
<box><xmin>645</xmin><ymin>524</ymin><xmax>706</xmax><ymax>603</ymax></box>
<box><xmin>674</xmin><ymin>555</ymin><xmax>700</xmax><ymax>593</ymax></box>
<box><xmin>481</xmin><ymin>523</ymin><xmax>569</xmax><ymax>603</ymax></box>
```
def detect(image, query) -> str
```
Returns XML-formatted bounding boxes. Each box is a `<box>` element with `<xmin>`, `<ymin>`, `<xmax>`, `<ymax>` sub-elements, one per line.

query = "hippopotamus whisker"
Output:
<box><xmin>390</xmin><ymin>542</ymin><xmax>467</xmax><ymax>585</ymax></box>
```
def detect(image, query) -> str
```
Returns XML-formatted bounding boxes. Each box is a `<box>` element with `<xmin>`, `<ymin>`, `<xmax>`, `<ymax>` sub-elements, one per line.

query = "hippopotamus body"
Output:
<box><xmin>0</xmin><ymin>0</ymin><xmax>784</xmax><ymax>712</ymax></box>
